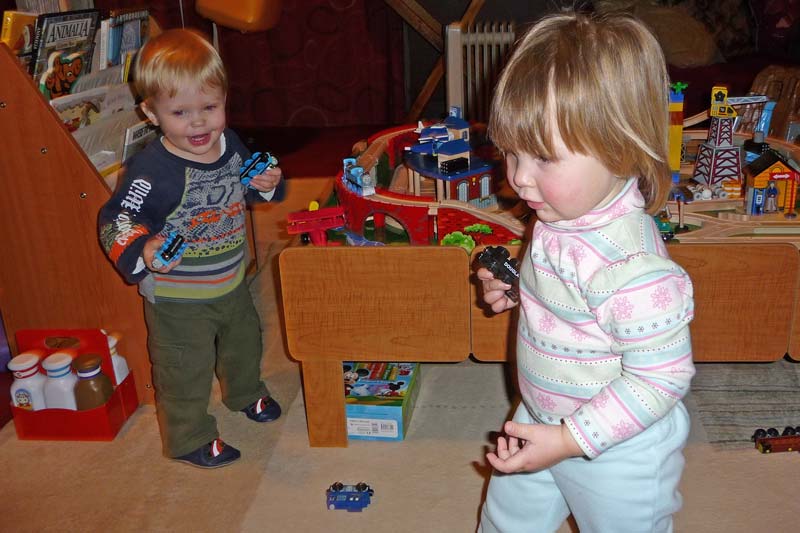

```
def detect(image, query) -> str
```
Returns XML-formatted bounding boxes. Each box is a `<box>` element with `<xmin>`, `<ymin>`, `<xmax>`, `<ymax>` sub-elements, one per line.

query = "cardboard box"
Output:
<box><xmin>343</xmin><ymin>362</ymin><xmax>420</xmax><ymax>441</ymax></box>
<box><xmin>10</xmin><ymin>329</ymin><xmax>139</xmax><ymax>441</ymax></box>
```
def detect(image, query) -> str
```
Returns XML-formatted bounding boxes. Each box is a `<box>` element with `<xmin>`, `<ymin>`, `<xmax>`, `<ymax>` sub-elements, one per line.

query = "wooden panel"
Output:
<box><xmin>279</xmin><ymin>245</ymin><xmax>472</xmax><ymax>361</ymax></box>
<box><xmin>384</xmin><ymin>0</ymin><xmax>443</xmax><ymax>52</ymax></box>
<box><xmin>468</xmin><ymin>242</ymin><xmax>797</xmax><ymax>362</ymax></box>
<box><xmin>0</xmin><ymin>44</ymin><xmax>153</xmax><ymax>403</ymax></box>
<box><xmin>669</xmin><ymin>242</ymin><xmax>799</xmax><ymax>362</ymax></box>
<box><xmin>469</xmin><ymin>244</ymin><xmax>519</xmax><ymax>362</ymax></box>
<box><xmin>300</xmin><ymin>360</ymin><xmax>349</xmax><ymax>447</ymax></box>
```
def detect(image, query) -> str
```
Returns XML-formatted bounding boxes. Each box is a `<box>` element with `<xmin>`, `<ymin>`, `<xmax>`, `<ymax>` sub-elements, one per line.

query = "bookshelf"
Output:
<box><xmin>0</xmin><ymin>42</ymin><xmax>154</xmax><ymax>404</ymax></box>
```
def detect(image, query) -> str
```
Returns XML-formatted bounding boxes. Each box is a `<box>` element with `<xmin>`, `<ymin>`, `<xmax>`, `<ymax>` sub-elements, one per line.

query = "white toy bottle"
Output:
<box><xmin>42</xmin><ymin>350</ymin><xmax>78</xmax><ymax>410</ymax></box>
<box><xmin>103</xmin><ymin>330</ymin><xmax>129</xmax><ymax>385</ymax></box>
<box><xmin>8</xmin><ymin>350</ymin><xmax>47</xmax><ymax>411</ymax></box>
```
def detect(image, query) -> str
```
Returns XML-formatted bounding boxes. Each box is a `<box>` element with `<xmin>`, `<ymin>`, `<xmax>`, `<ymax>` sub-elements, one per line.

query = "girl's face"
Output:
<box><xmin>141</xmin><ymin>81</ymin><xmax>226</xmax><ymax>164</ymax></box>
<box><xmin>504</xmin><ymin>129</ymin><xmax>625</xmax><ymax>223</ymax></box>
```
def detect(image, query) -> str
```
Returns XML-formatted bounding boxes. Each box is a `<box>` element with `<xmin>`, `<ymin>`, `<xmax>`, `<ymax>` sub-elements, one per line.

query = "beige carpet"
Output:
<box><xmin>689</xmin><ymin>358</ymin><xmax>800</xmax><ymax>449</ymax></box>
<box><xmin>242</xmin><ymin>361</ymin><xmax>512</xmax><ymax>532</ymax></box>
<box><xmin>2</xmin><ymin>178</ymin><xmax>800</xmax><ymax>532</ymax></box>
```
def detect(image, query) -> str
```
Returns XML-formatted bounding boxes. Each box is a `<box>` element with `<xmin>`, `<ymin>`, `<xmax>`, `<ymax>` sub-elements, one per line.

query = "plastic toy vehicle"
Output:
<box><xmin>654</xmin><ymin>207</ymin><xmax>674</xmax><ymax>242</ymax></box>
<box><xmin>342</xmin><ymin>158</ymin><xmax>376</xmax><ymax>196</ymax></box>
<box><xmin>477</xmin><ymin>245</ymin><xmax>520</xmax><ymax>302</ymax></box>
<box><xmin>240</xmin><ymin>151</ymin><xmax>278</xmax><ymax>188</ymax></box>
<box><xmin>326</xmin><ymin>482</ymin><xmax>374</xmax><ymax>512</ymax></box>
<box><xmin>151</xmin><ymin>232</ymin><xmax>188</xmax><ymax>269</ymax></box>
<box><xmin>751</xmin><ymin>426</ymin><xmax>800</xmax><ymax>453</ymax></box>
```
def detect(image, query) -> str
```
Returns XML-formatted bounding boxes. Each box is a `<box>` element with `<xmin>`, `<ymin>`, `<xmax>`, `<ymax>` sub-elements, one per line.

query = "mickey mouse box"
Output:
<box><xmin>342</xmin><ymin>362</ymin><xmax>420</xmax><ymax>442</ymax></box>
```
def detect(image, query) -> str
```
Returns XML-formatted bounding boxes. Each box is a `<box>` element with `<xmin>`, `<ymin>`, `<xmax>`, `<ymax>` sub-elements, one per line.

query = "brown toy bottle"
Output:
<box><xmin>73</xmin><ymin>353</ymin><xmax>114</xmax><ymax>410</ymax></box>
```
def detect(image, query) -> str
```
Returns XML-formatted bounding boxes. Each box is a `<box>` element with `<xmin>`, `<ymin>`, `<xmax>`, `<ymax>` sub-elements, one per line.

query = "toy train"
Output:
<box><xmin>477</xmin><ymin>245</ymin><xmax>520</xmax><ymax>302</ymax></box>
<box><xmin>240</xmin><ymin>151</ymin><xmax>278</xmax><ymax>189</ymax></box>
<box><xmin>751</xmin><ymin>426</ymin><xmax>800</xmax><ymax>453</ymax></box>
<box><xmin>326</xmin><ymin>482</ymin><xmax>374</xmax><ymax>511</ymax></box>
<box><xmin>342</xmin><ymin>158</ymin><xmax>375</xmax><ymax>196</ymax></box>
<box><xmin>151</xmin><ymin>231</ymin><xmax>187</xmax><ymax>269</ymax></box>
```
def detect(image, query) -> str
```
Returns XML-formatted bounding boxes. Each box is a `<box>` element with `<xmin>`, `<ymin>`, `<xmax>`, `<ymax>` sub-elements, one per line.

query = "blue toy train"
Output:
<box><xmin>342</xmin><ymin>158</ymin><xmax>375</xmax><ymax>196</ymax></box>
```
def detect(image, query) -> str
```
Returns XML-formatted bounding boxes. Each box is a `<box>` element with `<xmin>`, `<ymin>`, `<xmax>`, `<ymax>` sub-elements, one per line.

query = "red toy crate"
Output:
<box><xmin>9</xmin><ymin>329</ymin><xmax>139</xmax><ymax>441</ymax></box>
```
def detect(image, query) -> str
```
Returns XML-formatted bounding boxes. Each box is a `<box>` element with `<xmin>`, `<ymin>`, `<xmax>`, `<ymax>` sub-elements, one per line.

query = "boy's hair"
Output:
<box><xmin>134</xmin><ymin>28</ymin><xmax>227</xmax><ymax>101</ymax></box>
<box><xmin>489</xmin><ymin>12</ymin><xmax>671</xmax><ymax>213</ymax></box>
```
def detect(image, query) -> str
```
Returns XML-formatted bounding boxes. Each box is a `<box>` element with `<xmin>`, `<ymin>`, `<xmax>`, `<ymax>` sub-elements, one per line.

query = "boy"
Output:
<box><xmin>98</xmin><ymin>29</ymin><xmax>285</xmax><ymax>468</ymax></box>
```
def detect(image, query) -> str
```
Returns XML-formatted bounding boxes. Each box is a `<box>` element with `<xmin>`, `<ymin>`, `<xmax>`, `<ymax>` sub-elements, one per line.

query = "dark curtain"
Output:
<box><xmin>92</xmin><ymin>0</ymin><xmax>406</xmax><ymax>127</ymax></box>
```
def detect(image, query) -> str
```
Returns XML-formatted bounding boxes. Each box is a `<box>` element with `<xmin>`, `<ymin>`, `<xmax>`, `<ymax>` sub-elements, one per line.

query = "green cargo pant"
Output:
<box><xmin>144</xmin><ymin>281</ymin><xmax>269</xmax><ymax>458</ymax></box>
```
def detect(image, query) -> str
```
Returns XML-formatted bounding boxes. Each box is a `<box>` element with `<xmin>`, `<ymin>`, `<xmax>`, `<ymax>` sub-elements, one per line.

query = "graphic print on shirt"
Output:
<box><xmin>166</xmin><ymin>155</ymin><xmax>246</xmax><ymax>257</ymax></box>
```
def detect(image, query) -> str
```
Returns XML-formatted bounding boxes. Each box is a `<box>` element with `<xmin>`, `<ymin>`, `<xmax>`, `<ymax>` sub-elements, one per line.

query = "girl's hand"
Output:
<box><xmin>476</xmin><ymin>267</ymin><xmax>518</xmax><ymax>313</ymax></box>
<box><xmin>486</xmin><ymin>421</ymin><xmax>584</xmax><ymax>474</ymax></box>
<box><xmin>143</xmin><ymin>235</ymin><xmax>181</xmax><ymax>273</ymax></box>
<box><xmin>247</xmin><ymin>165</ymin><xmax>283</xmax><ymax>193</ymax></box>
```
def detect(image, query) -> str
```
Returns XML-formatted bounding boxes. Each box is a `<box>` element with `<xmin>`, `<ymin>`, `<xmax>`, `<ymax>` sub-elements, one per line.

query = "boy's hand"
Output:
<box><xmin>486</xmin><ymin>421</ymin><xmax>584</xmax><ymax>474</ymax></box>
<box><xmin>476</xmin><ymin>267</ymin><xmax>518</xmax><ymax>313</ymax></box>
<box><xmin>247</xmin><ymin>165</ymin><xmax>283</xmax><ymax>193</ymax></box>
<box><xmin>143</xmin><ymin>235</ymin><xmax>181</xmax><ymax>273</ymax></box>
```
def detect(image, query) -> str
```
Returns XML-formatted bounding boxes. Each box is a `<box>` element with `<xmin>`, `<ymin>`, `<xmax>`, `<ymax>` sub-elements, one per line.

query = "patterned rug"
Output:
<box><xmin>689</xmin><ymin>358</ymin><xmax>800</xmax><ymax>449</ymax></box>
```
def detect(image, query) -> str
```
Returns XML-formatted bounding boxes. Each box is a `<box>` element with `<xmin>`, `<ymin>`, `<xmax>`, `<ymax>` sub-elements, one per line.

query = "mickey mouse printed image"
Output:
<box><xmin>343</xmin><ymin>365</ymin><xmax>369</xmax><ymax>396</ymax></box>
<box><xmin>348</xmin><ymin>381</ymin><xmax>373</xmax><ymax>397</ymax></box>
<box><xmin>377</xmin><ymin>381</ymin><xmax>406</xmax><ymax>397</ymax></box>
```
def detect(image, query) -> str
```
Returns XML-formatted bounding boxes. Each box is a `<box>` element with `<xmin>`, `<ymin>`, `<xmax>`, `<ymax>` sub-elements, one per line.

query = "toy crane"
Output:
<box><xmin>692</xmin><ymin>86</ymin><xmax>769</xmax><ymax>188</ymax></box>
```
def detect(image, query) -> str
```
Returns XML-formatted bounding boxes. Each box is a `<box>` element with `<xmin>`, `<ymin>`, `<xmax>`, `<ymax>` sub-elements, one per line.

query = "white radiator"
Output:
<box><xmin>445</xmin><ymin>21</ymin><xmax>516</xmax><ymax>122</ymax></box>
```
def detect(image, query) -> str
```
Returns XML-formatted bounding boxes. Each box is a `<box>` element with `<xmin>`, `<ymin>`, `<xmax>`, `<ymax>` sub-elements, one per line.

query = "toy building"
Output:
<box><xmin>403</xmin><ymin>109</ymin><xmax>496</xmax><ymax>208</ymax></box>
<box><xmin>743</xmin><ymin>149</ymin><xmax>800</xmax><ymax>216</ymax></box>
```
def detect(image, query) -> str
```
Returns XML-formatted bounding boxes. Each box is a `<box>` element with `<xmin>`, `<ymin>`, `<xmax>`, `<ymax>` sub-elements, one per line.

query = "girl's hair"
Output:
<box><xmin>489</xmin><ymin>12</ymin><xmax>671</xmax><ymax>213</ymax></box>
<box><xmin>134</xmin><ymin>29</ymin><xmax>227</xmax><ymax>101</ymax></box>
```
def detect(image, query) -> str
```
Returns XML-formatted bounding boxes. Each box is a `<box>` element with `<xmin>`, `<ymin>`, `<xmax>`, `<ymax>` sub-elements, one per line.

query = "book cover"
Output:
<box><xmin>59</xmin><ymin>1</ymin><xmax>96</xmax><ymax>10</ymax></box>
<box><xmin>50</xmin><ymin>83</ymin><xmax>135</xmax><ymax>131</ymax></box>
<box><xmin>91</xmin><ymin>17</ymin><xmax>109</xmax><ymax>73</ymax></box>
<box><xmin>1</xmin><ymin>10</ymin><xmax>36</xmax><ymax>70</ymax></box>
<box><xmin>107</xmin><ymin>8</ymin><xmax>148</xmax><ymax>68</ymax></box>
<box><xmin>70</xmin><ymin>63</ymin><xmax>123</xmax><ymax>93</ymax></box>
<box><xmin>30</xmin><ymin>9</ymin><xmax>100</xmax><ymax>100</ymax></box>
<box><xmin>122</xmin><ymin>118</ymin><xmax>157</xmax><ymax>162</ymax></box>
<box><xmin>15</xmin><ymin>0</ymin><xmax>60</xmax><ymax>14</ymax></box>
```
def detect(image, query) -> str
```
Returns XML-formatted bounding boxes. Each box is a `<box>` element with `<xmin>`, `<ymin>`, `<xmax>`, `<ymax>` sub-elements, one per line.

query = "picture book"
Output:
<box><xmin>1</xmin><ymin>10</ymin><xmax>36</xmax><ymax>70</ymax></box>
<box><xmin>121</xmin><ymin>118</ymin><xmax>157</xmax><ymax>162</ymax></box>
<box><xmin>70</xmin><ymin>63</ymin><xmax>124</xmax><ymax>93</ymax></box>
<box><xmin>90</xmin><ymin>16</ymin><xmax>108</xmax><ymax>73</ymax></box>
<box><xmin>50</xmin><ymin>82</ymin><xmax>135</xmax><ymax>131</ymax></box>
<box><xmin>29</xmin><ymin>8</ymin><xmax>100</xmax><ymax>100</ymax></box>
<box><xmin>59</xmin><ymin>1</ymin><xmax>95</xmax><ymax>10</ymax></box>
<box><xmin>14</xmin><ymin>0</ymin><xmax>60</xmax><ymax>14</ymax></box>
<box><xmin>107</xmin><ymin>8</ymin><xmax>148</xmax><ymax>68</ymax></box>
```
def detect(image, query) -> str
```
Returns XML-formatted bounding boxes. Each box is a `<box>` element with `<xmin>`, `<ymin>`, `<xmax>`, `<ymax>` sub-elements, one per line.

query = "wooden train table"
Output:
<box><xmin>279</xmin><ymin>191</ymin><xmax>800</xmax><ymax>446</ymax></box>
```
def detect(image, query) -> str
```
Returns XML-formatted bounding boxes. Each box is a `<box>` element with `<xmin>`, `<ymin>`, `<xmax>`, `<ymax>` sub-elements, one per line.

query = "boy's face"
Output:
<box><xmin>141</xmin><ymin>82</ymin><xmax>227</xmax><ymax>164</ymax></box>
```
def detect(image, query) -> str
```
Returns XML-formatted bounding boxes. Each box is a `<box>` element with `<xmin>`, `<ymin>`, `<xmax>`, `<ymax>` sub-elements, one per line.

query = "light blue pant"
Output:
<box><xmin>479</xmin><ymin>401</ymin><xmax>690</xmax><ymax>533</ymax></box>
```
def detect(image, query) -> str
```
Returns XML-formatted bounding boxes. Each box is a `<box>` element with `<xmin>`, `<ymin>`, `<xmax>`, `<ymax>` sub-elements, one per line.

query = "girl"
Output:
<box><xmin>476</xmin><ymin>12</ymin><xmax>696</xmax><ymax>532</ymax></box>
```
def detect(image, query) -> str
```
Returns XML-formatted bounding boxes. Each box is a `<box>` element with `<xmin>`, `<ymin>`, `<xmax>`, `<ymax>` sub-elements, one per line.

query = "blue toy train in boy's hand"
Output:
<box><xmin>151</xmin><ymin>231</ymin><xmax>188</xmax><ymax>270</ymax></box>
<box><xmin>239</xmin><ymin>151</ymin><xmax>279</xmax><ymax>189</ymax></box>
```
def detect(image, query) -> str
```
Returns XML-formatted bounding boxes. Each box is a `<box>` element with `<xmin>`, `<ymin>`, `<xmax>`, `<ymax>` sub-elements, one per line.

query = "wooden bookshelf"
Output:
<box><xmin>0</xmin><ymin>43</ymin><xmax>154</xmax><ymax>404</ymax></box>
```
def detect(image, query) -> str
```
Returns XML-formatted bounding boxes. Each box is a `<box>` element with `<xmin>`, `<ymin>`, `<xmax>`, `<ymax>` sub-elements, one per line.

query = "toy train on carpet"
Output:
<box><xmin>751</xmin><ymin>425</ymin><xmax>800</xmax><ymax>453</ymax></box>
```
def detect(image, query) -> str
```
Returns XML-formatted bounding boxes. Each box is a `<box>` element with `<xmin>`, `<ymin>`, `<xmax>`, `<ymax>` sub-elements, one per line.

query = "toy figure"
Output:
<box><xmin>766</xmin><ymin>180</ymin><xmax>779</xmax><ymax>212</ymax></box>
<box><xmin>343</xmin><ymin>365</ymin><xmax>369</xmax><ymax>396</ymax></box>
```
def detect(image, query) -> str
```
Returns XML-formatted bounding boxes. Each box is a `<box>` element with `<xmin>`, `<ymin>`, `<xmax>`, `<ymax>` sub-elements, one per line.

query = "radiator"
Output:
<box><xmin>445</xmin><ymin>21</ymin><xmax>516</xmax><ymax>122</ymax></box>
